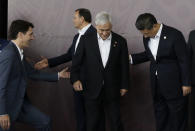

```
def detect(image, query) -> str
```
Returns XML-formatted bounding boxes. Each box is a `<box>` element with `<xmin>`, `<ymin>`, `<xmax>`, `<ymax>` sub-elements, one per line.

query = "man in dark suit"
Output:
<box><xmin>71</xmin><ymin>11</ymin><xmax>129</xmax><ymax>131</ymax></box>
<box><xmin>129</xmin><ymin>13</ymin><xmax>191</xmax><ymax>131</ymax></box>
<box><xmin>34</xmin><ymin>8</ymin><xmax>96</xmax><ymax>131</ymax></box>
<box><xmin>187</xmin><ymin>30</ymin><xmax>195</xmax><ymax>131</ymax></box>
<box><xmin>188</xmin><ymin>30</ymin><xmax>195</xmax><ymax>86</ymax></box>
<box><xmin>0</xmin><ymin>20</ymin><xmax>69</xmax><ymax>131</ymax></box>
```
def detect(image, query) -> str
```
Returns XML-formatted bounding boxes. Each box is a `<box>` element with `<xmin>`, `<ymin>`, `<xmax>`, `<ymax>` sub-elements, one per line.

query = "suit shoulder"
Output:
<box><xmin>188</xmin><ymin>30</ymin><xmax>195</xmax><ymax>44</ymax></box>
<box><xmin>164</xmin><ymin>25</ymin><xmax>183</xmax><ymax>35</ymax></box>
<box><xmin>0</xmin><ymin>44</ymin><xmax>15</xmax><ymax>59</ymax></box>
<box><xmin>112</xmin><ymin>32</ymin><xmax>127</xmax><ymax>43</ymax></box>
<box><xmin>83</xmin><ymin>31</ymin><xmax>97</xmax><ymax>40</ymax></box>
<box><xmin>163</xmin><ymin>25</ymin><xmax>185</xmax><ymax>42</ymax></box>
<box><xmin>189</xmin><ymin>30</ymin><xmax>195</xmax><ymax>37</ymax></box>
<box><xmin>88</xmin><ymin>25</ymin><xmax>96</xmax><ymax>33</ymax></box>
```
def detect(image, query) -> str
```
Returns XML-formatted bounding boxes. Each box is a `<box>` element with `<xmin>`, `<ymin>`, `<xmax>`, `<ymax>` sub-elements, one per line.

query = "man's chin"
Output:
<box><xmin>102</xmin><ymin>37</ymin><xmax>108</xmax><ymax>40</ymax></box>
<box><xmin>74</xmin><ymin>25</ymin><xmax>79</xmax><ymax>29</ymax></box>
<box><xmin>24</xmin><ymin>43</ymin><xmax>30</xmax><ymax>48</ymax></box>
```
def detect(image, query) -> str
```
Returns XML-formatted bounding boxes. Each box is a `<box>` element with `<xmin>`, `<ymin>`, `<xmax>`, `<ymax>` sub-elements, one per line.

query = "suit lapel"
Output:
<box><xmin>143</xmin><ymin>37</ymin><xmax>155</xmax><ymax>61</ymax></box>
<box><xmin>10</xmin><ymin>42</ymin><xmax>26</xmax><ymax>74</ymax></box>
<box><xmin>10</xmin><ymin>42</ymin><xmax>21</xmax><ymax>61</ymax></box>
<box><xmin>72</xmin><ymin>34</ymin><xmax>79</xmax><ymax>53</ymax></box>
<box><xmin>156</xmin><ymin>25</ymin><xmax>167</xmax><ymax>60</ymax></box>
<box><xmin>92</xmin><ymin>34</ymin><xmax>104</xmax><ymax>69</ymax></box>
<box><xmin>105</xmin><ymin>33</ymin><xmax>115</xmax><ymax>69</ymax></box>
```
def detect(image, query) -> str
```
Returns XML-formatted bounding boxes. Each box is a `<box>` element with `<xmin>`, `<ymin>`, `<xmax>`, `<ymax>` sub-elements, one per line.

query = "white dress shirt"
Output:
<box><xmin>74</xmin><ymin>24</ymin><xmax>91</xmax><ymax>53</ymax></box>
<box><xmin>148</xmin><ymin>24</ymin><xmax>163</xmax><ymax>60</ymax></box>
<box><xmin>130</xmin><ymin>24</ymin><xmax>163</xmax><ymax>64</ymax></box>
<box><xmin>148</xmin><ymin>24</ymin><xmax>163</xmax><ymax>75</ymax></box>
<box><xmin>97</xmin><ymin>33</ymin><xmax>112</xmax><ymax>67</ymax></box>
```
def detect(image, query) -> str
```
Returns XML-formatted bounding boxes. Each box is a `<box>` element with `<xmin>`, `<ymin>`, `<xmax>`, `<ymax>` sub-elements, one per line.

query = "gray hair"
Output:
<box><xmin>95</xmin><ymin>11</ymin><xmax>112</xmax><ymax>25</ymax></box>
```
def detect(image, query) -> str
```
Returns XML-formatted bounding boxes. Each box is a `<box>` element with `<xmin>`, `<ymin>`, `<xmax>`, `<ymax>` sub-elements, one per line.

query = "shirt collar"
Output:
<box><xmin>78</xmin><ymin>24</ymin><xmax>91</xmax><ymax>35</ymax></box>
<box><xmin>12</xmin><ymin>41</ymin><xmax>24</xmax><ymax>59</ymax></box>
<box><xmin>97</xmin><ymin>33</ymin><xmax>112</xmax><ymax>41</ymax></box>
<box><xmin>154</xmin><ymin>24</ymin><xmax>163</xmax><ymax>38</ymax></box>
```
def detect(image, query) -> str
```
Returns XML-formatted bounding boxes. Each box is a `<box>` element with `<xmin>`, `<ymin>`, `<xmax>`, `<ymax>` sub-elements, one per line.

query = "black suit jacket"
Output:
<box><xmin>48</xmin><ymin>25</ymin><xmax>96</xmax><ymax>67</ymax></box>
<box><xmin>71</xmin><ymin>31</ymin><xmax>130</xmax><ymax>100</ymax></box>
<box><xmin>188</xmin><ymin>30</ymin><xmax>195</xmax><ymax>86</ymax></box>
<box><xmin>132</xmin><ymin>24</ymin><xmax>191</xmax><ymax>99</ymax></box>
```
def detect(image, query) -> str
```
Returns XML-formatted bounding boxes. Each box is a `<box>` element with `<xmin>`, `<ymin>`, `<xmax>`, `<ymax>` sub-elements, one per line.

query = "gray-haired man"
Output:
<box><xmin>71</xmin><ymin>11</ymin><xmax>130</xmax><ymax>131</ymax></box>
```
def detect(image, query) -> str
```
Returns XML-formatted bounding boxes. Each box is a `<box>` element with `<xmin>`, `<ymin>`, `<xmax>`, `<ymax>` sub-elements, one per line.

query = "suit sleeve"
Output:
<box><xmin>70</xmin><ymin>37</ymin><xmax>85</xmax><ymax>84</ymax></box>
<box><xmin>0</xmin><ymin>51</ymin><xmax>14</xmax><ymax>115</ymax></box>
<box><xmin>120</xmin><ymin>39</ymin><xmax>130</xmax><ymax>89</ymax></box>
<box><xmin>48</xmin><ymin>44</ymin><xmax>73</xmax><ymax>67</ymax></box>
<box><xmin>24</xmin><ymin>60</ymin><xmax>58</xmax><ymax>82</ymax></box>
<box><xmin>131</xmin><ymin>51</ymin><xmax>149</xmax><ymax>65</ymax></box>
<box><xmin>187</xmin><ymin>31</ymin><xmax>195</xmax><ymax>63</ymax></box>
<box><xmin>174</xmin><ymin>31</ymin><xmax>191</xmax><ymax>86</ymax></box>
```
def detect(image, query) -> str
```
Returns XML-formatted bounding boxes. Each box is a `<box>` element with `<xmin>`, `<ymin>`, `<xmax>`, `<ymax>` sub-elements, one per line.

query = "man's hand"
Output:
<box><xmin>0</xmin><ymin>114</ymin><xmax>10</xmax><ymax>130</ymax></box>
<box><xmin>182</xmin><ymin>86</ymin><xmax>191</xmax><ymax>96</ymax></box>
<box><xmin>120</xmin><ymin>89</ymin><xmax>128</xmax><ymax>96</ymax></box>
<box><xmin>34</xmin><ymin>56</ymin><xmax>48</xmax><ymax>70</ymax></box>
<box><xmin>59</xmin><ymin>67</ymin><xmax>70</xmax><ymax>79</ymax></box>
<box><xmin>73</xmin><ymin>80</ymin><xmax>83</xmax><ymax>91</ymax></box>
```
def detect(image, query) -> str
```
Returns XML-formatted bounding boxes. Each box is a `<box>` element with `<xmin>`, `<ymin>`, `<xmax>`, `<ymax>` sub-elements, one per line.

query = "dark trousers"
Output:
<box><xmin>153</xmin><ymin>76</ymin><xmax>188</xmax><ymax>131</ymax></box>
<box><xmin>188</xmin><ymin>85</ymin><xmax>195</xmax><ymax>131</ymax></box>
<box><xmin>73</xmin><ymin>91</ymin><xmax>86</xmax><ymax>131</ymax></box>
<box><xmin>85</xmin><ymin>89</ymin><xmax>123</xmax><ymax>131</ymax></box>
<box><xmin>0</xmin><ymin>99</ymin><xmax>51</xmax><ymax>131</ymax></box>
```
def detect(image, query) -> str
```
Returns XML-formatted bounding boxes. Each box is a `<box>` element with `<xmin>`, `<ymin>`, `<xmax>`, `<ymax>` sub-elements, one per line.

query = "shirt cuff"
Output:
<box><xmin>0</xmin><ymin>114</ymin><xmax>8</xmax><ymax>116</ymax></box>
<box><xmin>129</xmin><ymin>55</ymin><xmax>133</xmax><ymax>64</ymax></box>
<box><xmin>58</xmin><ymin>72</ymin><xmax>60</xmax><ymax>80</ymax></box>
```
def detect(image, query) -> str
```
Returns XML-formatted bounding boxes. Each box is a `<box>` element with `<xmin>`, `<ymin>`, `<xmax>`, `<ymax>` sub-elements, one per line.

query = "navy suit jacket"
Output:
<box><xmin>48</xmin><ymin>25</ymin><xmax>96</xmax><ymax>67</ymax></box>
<box><xmin>132</xmin><ymin>24</ymin><xmax>191</xmax><ymax>99</ymax></box>
<box><xmin>0</xmin><ymin>41</ymin><xmax>58</xmax><ymax>121</ymax></box>
<box><xmin>0</xmin><ymin>39</ymin><xmax>9</xmax><ymax>50</ymax></box>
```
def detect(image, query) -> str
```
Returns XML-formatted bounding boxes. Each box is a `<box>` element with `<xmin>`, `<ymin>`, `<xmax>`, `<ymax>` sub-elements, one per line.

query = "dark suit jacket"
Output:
<box><xmin>48</xmin><ymin>25</ymin><xmax>96</xmax><ymax>67</ymax></box>
<box><xmin>188</xmin><ymin>30</ymin><xmax>195</xmax><ymax>86</ymax></box>
<box><xmin>0</xmin><ymin>41</ymin><xmax>58</xmax><ymax>121</ymax></box>
<box><xmin>132</xmin><ymin>24</ymin><xmax>191</xmax><ymax>99</ymax></box>
<box><xmin>0</xmin><ymin>39</ymin><xmax>9</xmax><ymax>50</ymax></box>
<box><xmin>71</xmin><ymin>31</ymin><xmax>130</xmax><ymax>100</ymax></box>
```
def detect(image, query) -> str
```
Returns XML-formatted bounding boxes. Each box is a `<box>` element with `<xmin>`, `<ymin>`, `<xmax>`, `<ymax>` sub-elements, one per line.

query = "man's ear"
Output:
<box><xmin>81</xmin><ymin>16</ymin><xmax>85</xmax><ymax>23</ymax></box>
<box><xmin>110</xmin><ymin>24</ymin><xmax>113</xmax><ymax>30</ymax></box>
<box><xmin>153</xmin><ymin>24</ymin><xmax>158</xmax><ymax>29</ymax></box>
<box><xmin>17</xmin><ymin>32</ymin><xmax>23</xmax><ymax>39</ymax></box>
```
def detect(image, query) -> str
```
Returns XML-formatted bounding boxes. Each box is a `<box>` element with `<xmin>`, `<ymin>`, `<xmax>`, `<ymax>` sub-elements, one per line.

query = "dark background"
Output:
<box><xmin>1</xmin><ymin>0</ymin><xmax>195</xmax><ymax>131</ymax></box>
<box><xmin>0</xmin><ymin>0</ymin><xmax>7</xmax><ymax>39</ymax></box>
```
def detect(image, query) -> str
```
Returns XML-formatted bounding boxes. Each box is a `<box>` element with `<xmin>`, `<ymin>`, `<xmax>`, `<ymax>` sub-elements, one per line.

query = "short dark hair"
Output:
<box><xmin>75</xmin><ymin>8</ymin><xmax>92</xmax><ymax>23</ymax></box>
<box><xmin>8</xmin><ymin>20</ymin><xmax>34</xmax><ymax>40</ymax></box>
<box><xmin>135</xmin><ymin>13</ymin><xmax>157</xmax><ymax>30</ymax></box>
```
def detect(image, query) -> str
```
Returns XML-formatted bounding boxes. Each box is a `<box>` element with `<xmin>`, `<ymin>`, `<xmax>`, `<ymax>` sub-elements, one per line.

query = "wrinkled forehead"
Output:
<box><xmin>96</xmin><ymin>22</ymin><xmax>112</xmax><ymax>29</ymax></box>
